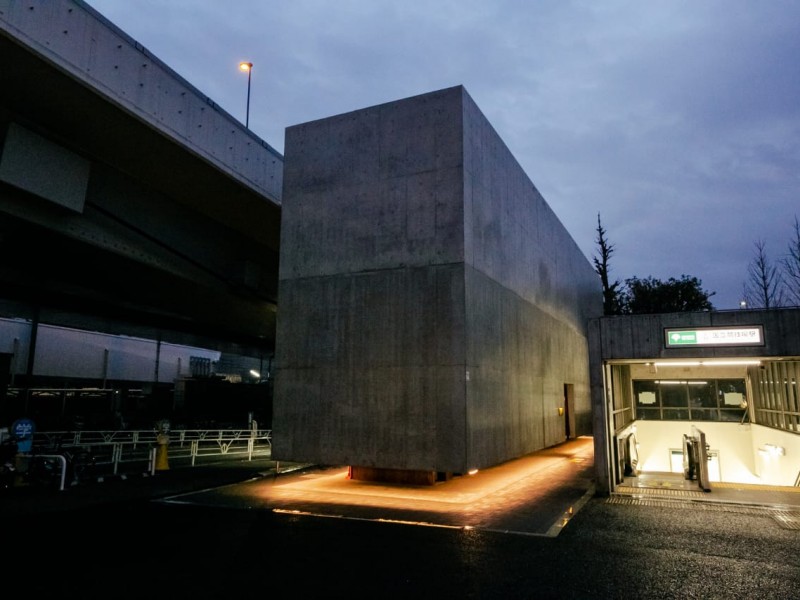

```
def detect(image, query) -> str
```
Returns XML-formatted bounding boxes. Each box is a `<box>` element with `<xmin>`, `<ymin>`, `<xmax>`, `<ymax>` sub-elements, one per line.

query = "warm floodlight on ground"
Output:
<box><xmin>239</xmin><ymin>61</ymin><xmax>253</xmax><ymax>128</ymax></box>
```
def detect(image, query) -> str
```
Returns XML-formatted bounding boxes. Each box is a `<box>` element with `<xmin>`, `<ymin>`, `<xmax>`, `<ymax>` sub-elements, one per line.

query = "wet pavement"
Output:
<box><xmin>3</xmin><ymin>435</ymin><xmax>799</xmax><ymax>599</ymax></box>
<box><xmin>160</xmin><ymin>436</ymin><xmax>597</xmax><ymax>537</ymax></box>
<box><xmin>1</xmin><ymin>436</ymin><xmax>597</xmax><ymax>536</ymax></box>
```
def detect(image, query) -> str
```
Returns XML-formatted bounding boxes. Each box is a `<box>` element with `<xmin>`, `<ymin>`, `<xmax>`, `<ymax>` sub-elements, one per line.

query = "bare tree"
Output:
<box><xmin>742</xmin><ymin>239</ymin><xmax>785</xmax><ymax>308</ymax></box>
<box><xmin>593</xmin><ymin>213</ymin><xmax>623</xmax><ymax>315</ymax></box>
<box><xmin>782</xmin><ymin>216</ymin><xmax>800</xmax><ymax>306</ymax></box>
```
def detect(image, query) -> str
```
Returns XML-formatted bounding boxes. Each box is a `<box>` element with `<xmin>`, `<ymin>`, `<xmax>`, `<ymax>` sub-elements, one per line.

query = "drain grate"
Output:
<box><xmin>615</xmin><ymin>485</ymin><xmax>706</xmax><ymax>499</ymax></box>
<box><xmin>608</xmin><ymin>496</ymin><xmax>696</xmax><ymax>509</ymax></box>
<box><xmin>773</xmin><ymin>512</ymin><xmax>800</xmax><ymax>530</ymax></box>
<box><xmin>607</xmin><ymin>495</ymin><xmax>800</xmax><ymax>530</ymax></box>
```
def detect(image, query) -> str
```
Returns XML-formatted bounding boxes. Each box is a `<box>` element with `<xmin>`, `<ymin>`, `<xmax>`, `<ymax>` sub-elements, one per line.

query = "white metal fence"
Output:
<box><xmin>22</xmin><ymin>427</ymin><xmax>273</xmax><ymax>489</ymax></box>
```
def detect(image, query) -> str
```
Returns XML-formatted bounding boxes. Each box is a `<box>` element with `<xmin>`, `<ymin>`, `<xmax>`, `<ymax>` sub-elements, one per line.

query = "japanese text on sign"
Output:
<box><xmin>665</xmin><ymin>327</ymin><xmax>763</xmax><ymax>347</ymax></box>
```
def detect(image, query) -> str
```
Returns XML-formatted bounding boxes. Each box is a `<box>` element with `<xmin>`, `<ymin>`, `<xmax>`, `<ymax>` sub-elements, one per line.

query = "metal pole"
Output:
<box><xmin>239</xmin><ymin>62</ymin><xmax>253</xmax><ymax>128</ymax></box>
<box><xmin>245</xmin><ymin>67</ymin><xmax>252</xmax><ymax>128</ymax></box>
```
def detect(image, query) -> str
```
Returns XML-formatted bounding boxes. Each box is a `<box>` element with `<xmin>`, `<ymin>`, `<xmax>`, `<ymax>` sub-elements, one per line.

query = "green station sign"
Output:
<box><xmin>667</xmin><ymin>331</ymin><xmax>699</xmax><ymax>345</ymax></box>
<box><xmin>664</xmin><ymin>326</ymin><xmax>764</xmax><ymax>348</ymax></box>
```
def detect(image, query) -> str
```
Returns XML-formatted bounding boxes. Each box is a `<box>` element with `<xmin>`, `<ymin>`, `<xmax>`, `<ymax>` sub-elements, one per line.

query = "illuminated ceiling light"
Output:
<box><xmin>703</xmin><ymin>360</ymin><xmax>761</xmax><ymax>366</ymax></box>
<box><xmin>653</xmin><ymin>360</ymin><xmax>761</xmax><ymax>367</ymax></box>
<box><xmin>759</xmin><ymin>444</ymin><xmax>786</xmax><ymax>457</ymax></box>
<box><xmin>249</xmin><ymin>369</ymin><xmax>260</xmax><ymax>378</ymax></box>
<box><xmin>653</xmin><ymin>361</ymin><xmax>701</xmax><ymax>367</ymax></box>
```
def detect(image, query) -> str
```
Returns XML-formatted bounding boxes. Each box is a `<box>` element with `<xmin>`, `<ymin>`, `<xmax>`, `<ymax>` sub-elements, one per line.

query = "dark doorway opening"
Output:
<box><xmin>563</xmin><ymin>383</ymin><xmax>575</xmax><ymax>439</ymax></box>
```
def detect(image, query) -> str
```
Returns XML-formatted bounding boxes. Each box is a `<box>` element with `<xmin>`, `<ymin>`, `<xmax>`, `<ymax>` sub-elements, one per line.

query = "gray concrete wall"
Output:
<box><xmin>274</xmin><ymin>266</ymin><xmax>468</xmax><ymax>469</ymax></box>
<box><xmin>461</xmin><ymin>91</ymin><xmax>600</xmax><ymax>468</ymax></box>
<box><xmin>275</xmin><ymin>87</ymin><xmax>467</xmax><ymax>471</ymax></box>
<box><xmin>275</xmin><ymin>86</ymin><xmax>601</xmax><ymax>473</ymax></box>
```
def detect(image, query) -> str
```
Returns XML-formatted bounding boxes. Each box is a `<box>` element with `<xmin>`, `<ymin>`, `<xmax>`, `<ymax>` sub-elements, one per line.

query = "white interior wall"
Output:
<box><xmin>632</xmin><ymin>420</ymin><xmax>761</xmax><ymax>484</ymax></box>
<box><xmin>628</xmin><ymin>363</ymin><xmax>798</xmax><ymax>486</ymax></box>
<box><xmin>751</xmin><ymin>424</ymin><xmax>800</xmax><ymax>486</ymax></box>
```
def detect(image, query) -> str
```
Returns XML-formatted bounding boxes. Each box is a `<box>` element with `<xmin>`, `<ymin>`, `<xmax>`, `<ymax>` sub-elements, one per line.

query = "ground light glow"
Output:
<box><xmin>242</xmin><ymin>437</ymin><xmax>597</xmax><ymax>538</ymax></box>
<box><xmin>271</xmin><ymin>508</ymin><xmax>465</xmax><ymax>529</ymax></box>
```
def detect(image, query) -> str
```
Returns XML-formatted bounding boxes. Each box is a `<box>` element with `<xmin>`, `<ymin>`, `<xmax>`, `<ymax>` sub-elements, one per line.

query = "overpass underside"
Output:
<box><xmin>0</xmin><ymin>5</ymin><xmax>283</xmax><ymax>357</ymax></box>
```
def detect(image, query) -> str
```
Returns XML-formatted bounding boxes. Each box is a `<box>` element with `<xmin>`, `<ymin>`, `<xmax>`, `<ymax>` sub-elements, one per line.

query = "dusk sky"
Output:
<box><xmin>86</xmin><ymin>1</ymin><xmax>800</xmax><ymax>310</ymax></box>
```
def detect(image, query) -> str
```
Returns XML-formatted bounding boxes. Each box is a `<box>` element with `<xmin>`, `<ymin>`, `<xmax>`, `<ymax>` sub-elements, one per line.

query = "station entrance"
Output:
<box><xmin>591</xmin><ymin>312</ymin><xmax>800</xmax><ymax>507</ymax></box>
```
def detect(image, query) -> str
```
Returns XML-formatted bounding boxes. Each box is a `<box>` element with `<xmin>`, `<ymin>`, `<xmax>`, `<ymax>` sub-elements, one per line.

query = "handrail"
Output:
<box><xmin>34</xmin><ymin>453</ymin><xmax>68</xmax><ymax>491</ymax></box>
<box><xmin>26</xmin><ymin>428</ymin><xmax>274</xmax><ymax>483</ymax></box>
<box><xmin>34</xmin><ymin>428</ymin><xmax>272</xmax><ymax>447</ymax></box>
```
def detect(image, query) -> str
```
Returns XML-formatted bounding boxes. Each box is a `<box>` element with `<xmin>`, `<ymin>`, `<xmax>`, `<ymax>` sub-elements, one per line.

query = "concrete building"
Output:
<box><xmin>4</xmin><ymin>1</ymin><xmax>797</xmax><ymax>501</ymax></box>
<box><xmin>274</xmin><ymin>86</ymin><xmax>602</xmax><ymax>482</ymax></box>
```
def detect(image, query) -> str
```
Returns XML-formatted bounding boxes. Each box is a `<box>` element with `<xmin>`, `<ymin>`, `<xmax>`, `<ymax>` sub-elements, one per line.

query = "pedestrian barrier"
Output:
<box><xmin>25</xmin><ymin>427</ymin><xmax>273</xmax><ymax>487</ymax></box>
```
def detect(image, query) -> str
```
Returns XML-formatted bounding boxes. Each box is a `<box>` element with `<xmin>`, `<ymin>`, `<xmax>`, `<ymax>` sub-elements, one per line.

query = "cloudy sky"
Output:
<box><xmin>86</xmin><ymin>0</ymin><xmax>800</xmax><ymax>310</ymax></box>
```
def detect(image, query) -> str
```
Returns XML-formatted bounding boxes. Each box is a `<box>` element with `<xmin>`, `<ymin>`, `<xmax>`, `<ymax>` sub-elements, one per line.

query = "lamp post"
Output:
<box><xmin>239</xmin><ymin>61</ymin><xmax>253</xmax><ymax>128</ymax></box>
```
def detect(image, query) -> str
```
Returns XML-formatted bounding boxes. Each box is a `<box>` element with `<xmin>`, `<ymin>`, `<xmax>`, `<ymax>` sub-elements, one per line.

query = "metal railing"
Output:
<box><xmin>24</xmin><ymin>427</ymin><xmax>273</xmax><ymax>488</ymax></box>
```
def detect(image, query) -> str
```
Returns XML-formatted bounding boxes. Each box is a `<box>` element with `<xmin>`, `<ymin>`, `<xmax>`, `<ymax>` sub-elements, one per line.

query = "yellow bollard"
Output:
<box><xmin>155</xmin><ymin>432</ymin><xmax>170</xmax><ymax>471</ymax></box>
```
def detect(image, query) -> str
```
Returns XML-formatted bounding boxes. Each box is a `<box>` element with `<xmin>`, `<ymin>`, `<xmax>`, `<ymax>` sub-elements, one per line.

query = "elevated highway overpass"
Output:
<box><xmin>0</xmin><ymin>0</ymin><xmax>283</xmax><ymax>359</ymax></box>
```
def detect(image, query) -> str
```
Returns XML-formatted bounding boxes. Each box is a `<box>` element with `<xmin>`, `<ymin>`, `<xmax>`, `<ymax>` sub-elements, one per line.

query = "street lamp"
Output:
<box><xmin>239</xmin><ymin>61</ymin><xmax>253</xmax><ymax>128</ymax></box>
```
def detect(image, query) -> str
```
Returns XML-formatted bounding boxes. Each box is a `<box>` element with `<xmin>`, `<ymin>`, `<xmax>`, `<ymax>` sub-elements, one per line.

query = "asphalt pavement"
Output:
<box><xmin>3</xmin><ymin>436</ymin><xmax>798</xmax><ymax>599</ymax></box>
